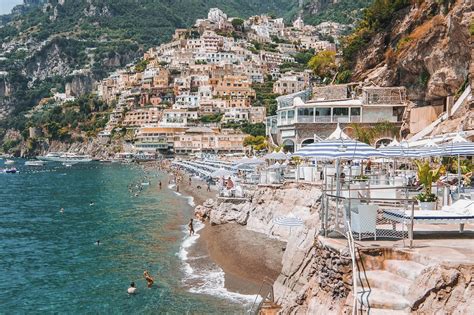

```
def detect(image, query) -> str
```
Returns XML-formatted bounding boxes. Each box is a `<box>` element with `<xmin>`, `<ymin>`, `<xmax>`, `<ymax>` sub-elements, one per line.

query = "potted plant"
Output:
<box><xmin>414</xmin><ymin>160</ymin><xmax>444</xmax><ymax>210</ymax></box>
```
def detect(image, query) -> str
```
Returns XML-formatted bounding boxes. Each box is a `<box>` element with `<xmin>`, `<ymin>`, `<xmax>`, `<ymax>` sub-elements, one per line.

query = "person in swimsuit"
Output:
<box><xmin>143</xmin><ymin>270</ymin><xmax>154</xmax><ymax>288</ymax></box>
<box><xmin>188</xmin><ymin>218</ymin><xmax>195</xmax><ymax>236</ymax></box>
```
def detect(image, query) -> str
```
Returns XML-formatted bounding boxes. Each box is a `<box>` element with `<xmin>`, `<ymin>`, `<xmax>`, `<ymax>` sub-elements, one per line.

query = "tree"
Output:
<box><xmin>231</xmin><ymin>18</ymin><xmax>244</xmax><ymax>31</ymax></box>
<box><xmin>243</xmin><ymin>135</ymin><xmax>267</xmax><ymax>152</ymax></box>
<box><xmin>308</xmin><ymin>50</ymin><xmax>337</xmax><ymax>79</ymax></box>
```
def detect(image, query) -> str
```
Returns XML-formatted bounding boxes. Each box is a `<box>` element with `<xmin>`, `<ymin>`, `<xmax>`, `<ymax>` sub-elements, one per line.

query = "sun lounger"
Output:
<box><xmin>383</xmin><ymin>200</ymin><xmax>474</xmax><ymax>233</ymax></box>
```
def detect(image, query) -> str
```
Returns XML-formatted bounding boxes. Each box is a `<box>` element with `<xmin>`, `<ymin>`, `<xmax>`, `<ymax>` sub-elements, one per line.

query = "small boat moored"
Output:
<box><xmin>25</xmin><ymin>160</ymin><xmax>46</xmax><ymax>167</ymax></box>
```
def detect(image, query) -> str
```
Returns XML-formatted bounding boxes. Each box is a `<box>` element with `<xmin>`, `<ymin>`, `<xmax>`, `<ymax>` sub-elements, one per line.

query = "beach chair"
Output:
<box><xmin>350</xmin><ymin>204</ymin><xmax>378</xmax><ymax>241</ymax></box>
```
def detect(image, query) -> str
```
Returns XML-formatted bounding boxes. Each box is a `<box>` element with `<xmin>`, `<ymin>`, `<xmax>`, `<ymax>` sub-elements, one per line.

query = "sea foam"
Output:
<box><xmin>178</xmin><ymin>221</ymin><xmax>260</xmax><ymax>305</ymax></box>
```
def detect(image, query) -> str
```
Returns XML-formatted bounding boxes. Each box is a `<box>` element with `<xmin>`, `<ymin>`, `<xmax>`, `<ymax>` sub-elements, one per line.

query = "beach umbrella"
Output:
<box><xmin>378</xmin><ymin>145</ymin><xmax>425</xmax><ymax>158</ymax></box>
<box><xmin>420</xmin><ymin>134</ymin><xmax>474</xmax><ymax>193</ymax></box>
<box><xmin>267</xmin><ymin>162</ymin><xmax>282</xmax><ymax>170</ymax></box>
<box><xmin>292</xmin><ymin>139</ymin><xmax>381</xmax><ymax>160</ymax></box>
<box><xmin>273</xmin><ymin>213</ymin><xmax>304</xmax><ymax>227</ymax></box>
<box><xmin>234</xmin><ymin>156</ymin><xmax>264</xmax><ymax>165</ymax></box>
<box><xmin>263</xmin><ymin>151</ymin><xmax>288</xmax><ymax>161</ymax></box>
<box><xmin>210</xmin><ymin>168</ymin><xmax>233</xmax><ymax>178</ymax></box>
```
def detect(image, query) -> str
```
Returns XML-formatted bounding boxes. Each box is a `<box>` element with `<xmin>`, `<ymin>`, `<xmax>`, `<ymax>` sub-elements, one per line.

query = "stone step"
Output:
<box><xmin>357</xmin><ymin>288</ymin><xmax>411</xmax><ymax>311</ymax></box>
<box><xmin>383</xmin><ymin>259</ymin><xmax>426</xmax><ymax>281</ymax></box>
<box><xmin>363</xmin><ymin>270</ymin><xmax>412</xmax><ymax>296</ymax></box>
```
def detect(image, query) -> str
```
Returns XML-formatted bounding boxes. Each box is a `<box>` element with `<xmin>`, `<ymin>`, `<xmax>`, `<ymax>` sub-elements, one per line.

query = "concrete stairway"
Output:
<box><xmin>357</xmin><ymin>259</ymin><xmax>427</xmax><ymax>314</ymax></box>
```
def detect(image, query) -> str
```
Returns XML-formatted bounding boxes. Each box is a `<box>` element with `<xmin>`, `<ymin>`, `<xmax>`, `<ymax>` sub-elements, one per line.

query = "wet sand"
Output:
<box><xmin>200</xmin><ymin>223</ymin><xmax>285</xmax><ymax>294</ymax></box>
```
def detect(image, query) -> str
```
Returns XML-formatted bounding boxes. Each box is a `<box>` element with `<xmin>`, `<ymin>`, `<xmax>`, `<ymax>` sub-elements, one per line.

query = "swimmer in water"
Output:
<box><xmin>144</xmin><ymin>270</ymin><xmax>154</xmax><ymax>288</ymax></box>
<box><xmin>90</xmin><ymin>201</ymin><xmax>94</xmax><ymax>206</ymax></box>
<box><xmin>96</xmin><ymin>240</ymin><xmax>100</xmax><ymax>246</ymax></box>
<box><xmin>60</xmin><ymin>208</ymin><xmax>64</xmax><ymax>213</ymax></box>
<box><xmin>127</xmin><ymin>282</ymin><xmax>137</xmax><ymax>294</ymax></box>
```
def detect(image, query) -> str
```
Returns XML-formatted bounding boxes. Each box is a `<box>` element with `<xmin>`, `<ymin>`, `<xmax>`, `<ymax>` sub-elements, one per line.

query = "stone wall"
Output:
<box><xmin>273</xmin><ymin>236</ymin><xmax>352</xmax><ymax>314</ymax></box>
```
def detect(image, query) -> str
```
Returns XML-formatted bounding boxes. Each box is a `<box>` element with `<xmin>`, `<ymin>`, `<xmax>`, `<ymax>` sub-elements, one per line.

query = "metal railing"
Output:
<box><xmin>322</xmin><ymin>189</ymin><xmax>418</xmax><ymax>247</ymax></box>
<box><xmin>249</xmin><ymin>276</ymin><xmax>276</xmax><ymax>314</ymax></box>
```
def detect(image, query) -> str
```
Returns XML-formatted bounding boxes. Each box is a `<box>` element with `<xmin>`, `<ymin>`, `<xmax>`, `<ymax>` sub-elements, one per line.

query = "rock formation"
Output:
<box><xmin>352</xmin><ymin>0</ymin><xmax>472</xmax><ymax>104</ymax></box>
<box><xmin>198</xmin><ymin>183</ymin><xmax>474</xmax><ymax>314</ymax></box>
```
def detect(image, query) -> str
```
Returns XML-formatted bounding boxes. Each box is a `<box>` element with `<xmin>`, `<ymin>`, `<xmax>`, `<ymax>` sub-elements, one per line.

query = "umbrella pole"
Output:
<box><xmin>457</xmin><ymin>154</ymin><xmax>461</xmax><ymax>196</ymax></box>
<box><xmin>335</xmin><ymin>158</ymin><xmax>341</xmax><ymax>228</ymax></box>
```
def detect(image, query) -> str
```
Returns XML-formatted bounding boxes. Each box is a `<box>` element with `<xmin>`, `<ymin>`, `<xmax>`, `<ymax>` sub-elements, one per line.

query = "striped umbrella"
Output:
<box><xmin>378</xmin><ymin>145</ymin><xmax>425</xmax><ymax>158</ymax></box>
<box><xmin>293</xmin><ymin>139</ymin><xmax>381</xmax><ymax>159</ymax></box>
<box><xmin>418</xmin><ymin>134</ymin><xmax>474</xmax><ymax>193</ymax></box>
<box><xmin>273</xmin><ymin>213</ymin><xmax>304</xmax><ymax>227</ymax></box>
<box><xmin>422</xmin><ymin>140</ymin><xmax>474</xmax><ymax>157</ymax></box>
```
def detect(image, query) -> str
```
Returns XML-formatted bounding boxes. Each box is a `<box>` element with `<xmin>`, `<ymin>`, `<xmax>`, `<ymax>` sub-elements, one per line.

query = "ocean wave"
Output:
<box><xmin>178</xmin><ymin>221</ymin><xmax>260</xmax><ymax>305</ymax></box>
<box><xmin>186</xmin><ymin>196</ymin><xmax>195</xmax><ymax>207</ymax></box>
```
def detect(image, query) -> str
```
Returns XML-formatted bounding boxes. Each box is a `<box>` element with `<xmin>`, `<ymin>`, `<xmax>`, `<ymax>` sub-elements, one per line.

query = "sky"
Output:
<box><xmin>0</xmin><ymin>0</ymin><xmax>24</xmax><ymax>15</ymax></box>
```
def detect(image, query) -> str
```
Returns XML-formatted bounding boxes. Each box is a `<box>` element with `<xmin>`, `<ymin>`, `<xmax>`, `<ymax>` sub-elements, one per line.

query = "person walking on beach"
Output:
<box><xmin>159</xmin><ymin>181</ymin><xmax>162</xmax><ymax>190</ymax></box>
<box><xmin>189</xmin><ymin>177</ymin><xmax>192</xmax><ymax>186</ymax></box>
<box><xmin>176</xmin><ymin>184</ymin><xmax>179</xmax><ymax>192</ymax></box>
<box><xmin>143</xmin><ymin>270</ymin><xmax>154</xmax><ymax>288</ymax></box>
<box><xmin>207</xmin><ymin>181</ymin><xmax>211</xmax><ymax>192</ymax></box>
<box><xmin>188</xmin><ymin>218</ymin><xmax>195</xmax><ymax>236</ymax></box>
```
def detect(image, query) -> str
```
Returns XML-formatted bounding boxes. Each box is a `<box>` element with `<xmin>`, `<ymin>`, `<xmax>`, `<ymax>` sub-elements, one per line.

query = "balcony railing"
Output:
<box><xmin>278</xmin><ymin>115</ymin><xmax>399</xmax><ymax>126</ymax></box>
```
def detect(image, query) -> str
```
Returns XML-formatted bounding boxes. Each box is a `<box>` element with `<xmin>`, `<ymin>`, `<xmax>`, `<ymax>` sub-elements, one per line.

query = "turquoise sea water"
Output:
<box><xmin>0</xmin><ymin>161</ymin><xmax>248</xmax><ymax>313</ymax></box>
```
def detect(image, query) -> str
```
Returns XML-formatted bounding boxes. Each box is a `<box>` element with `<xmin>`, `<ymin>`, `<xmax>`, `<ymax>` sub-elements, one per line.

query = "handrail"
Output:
<box><xmin>249</xmin><ymin>276</ymin><xmax>275</xmax><ymax>314</ymax></box>
<box><xmin>323</xmin><ymin>185</ymin><xmax>410</xmax><ymax>192</ymax></box>
<box><xmin>345</xmin><ymin>220</ymin><xmax>358</xmax><ymax>315</ymax></box>
<box><xmin>324</xmin><ymin>194</ymin><xmax>417</xmax><ymax>204</ymax></box>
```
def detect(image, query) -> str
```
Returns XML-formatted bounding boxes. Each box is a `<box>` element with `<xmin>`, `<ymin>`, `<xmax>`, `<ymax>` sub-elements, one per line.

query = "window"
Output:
<box><xmin>315</xmin><ymin>108</ymin><xmax>330</xmax><ymax>116</ymax></box>
<box><xmin>287</xmin><ymin>110</ymin><xmax>295</xmax><ymax>119</ymax></box>
<box><xmin>333</xmin><ymin>108</ymin><xmax>349</xmax><ymax>116</ymax></box>
<box><xmin>351</xmin><ymin>107</ymin><xmax>361</xmax><ymax>116</ymax></box>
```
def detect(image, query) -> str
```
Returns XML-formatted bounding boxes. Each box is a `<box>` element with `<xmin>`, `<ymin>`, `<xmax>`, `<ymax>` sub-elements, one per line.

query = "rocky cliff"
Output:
<box><xmin>196</xmin><ymin>183</ymin><xmax>322</xmax><ymax>241</ymax></box>
<box><xmin>197</xmin><ymin>183</ymin><xmax>474</xmax><ymax>314</ymax></box>
<box><xmin>351</xmin><ymin>0</ymin><xmax>472</xmax><ymax>104</ymax></box>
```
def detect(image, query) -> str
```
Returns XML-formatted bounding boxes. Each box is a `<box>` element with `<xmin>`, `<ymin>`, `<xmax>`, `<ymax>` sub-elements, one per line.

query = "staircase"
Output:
<box><xmin>356</xmin><ymin>255</ymin><xmax>428</xmax><ymax>314</ymax></box>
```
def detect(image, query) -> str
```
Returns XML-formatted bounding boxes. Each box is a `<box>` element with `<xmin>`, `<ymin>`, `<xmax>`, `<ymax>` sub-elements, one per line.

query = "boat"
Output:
<box><xmin>4</xmin><ymin>159</ymin><xmax>15</xmax><ymax>165</ymax></box>
<box><xmin>38</xmin><ymin>152</ymin><xmax>92</xmax><ymax>163</ymax></box>
<box><xmin>37</xmin><ymin>152</ymin><xmax>64</xmax><ymax>161</ymax></box>
<box><xmin>25</xmin><ymin>160</ymin><xmax>46</xmax><ymax>166</ymax></box>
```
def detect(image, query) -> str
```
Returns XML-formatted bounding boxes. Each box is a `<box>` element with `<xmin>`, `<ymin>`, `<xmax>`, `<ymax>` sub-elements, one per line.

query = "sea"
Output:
<box><xmin>0</xmin><ymin>160</ymin><xmax>254</xmax><ymax>313</ymax></box>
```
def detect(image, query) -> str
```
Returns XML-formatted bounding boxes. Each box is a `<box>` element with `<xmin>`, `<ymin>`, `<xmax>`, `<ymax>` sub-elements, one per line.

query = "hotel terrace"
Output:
<box><xmin>266</xmin><ymin>85</ymin><xmax>409</xmax><ymax>152</ymax></box>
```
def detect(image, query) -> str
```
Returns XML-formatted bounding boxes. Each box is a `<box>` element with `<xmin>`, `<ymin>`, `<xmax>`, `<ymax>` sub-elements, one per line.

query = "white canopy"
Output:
<box><xmin>263</xmin><ymin>151</ymin><xmax>288</xmax><ymax>161</ymax></box>
<box><xmin>326</xmin><ymin>123</ymin><xmax>350</xmax><ymax>140</ymax></box>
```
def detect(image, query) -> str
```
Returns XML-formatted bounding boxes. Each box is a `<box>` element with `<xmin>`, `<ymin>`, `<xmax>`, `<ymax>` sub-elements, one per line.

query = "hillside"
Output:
<box><xmin>342</xmin><ymin>0</ymin><xmax>472</xmax><ymax>105</ymax></box>
<box><xmin>0</xmin><ymin>0</ymin><xmax>371</xmax><ymax>135</ymax></box>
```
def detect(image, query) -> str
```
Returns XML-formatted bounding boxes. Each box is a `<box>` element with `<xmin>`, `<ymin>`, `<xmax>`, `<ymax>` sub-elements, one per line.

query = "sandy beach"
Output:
<box><xmin>151</xmin><ymin>160</ymin><xmax>284</xmax><ymax>296</ymax></box>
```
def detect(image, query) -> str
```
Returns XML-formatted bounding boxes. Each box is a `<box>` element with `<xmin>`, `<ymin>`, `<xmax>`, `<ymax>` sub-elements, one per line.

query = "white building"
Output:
<box><xmin>161</xmin><ymin>109</ymin><xmax>199</xmax><ymax>127</ymax></box>
<box><xmin>174</xmin><ymin>94</ymin><xmax>200</xmax><ymax>109</ymax></box>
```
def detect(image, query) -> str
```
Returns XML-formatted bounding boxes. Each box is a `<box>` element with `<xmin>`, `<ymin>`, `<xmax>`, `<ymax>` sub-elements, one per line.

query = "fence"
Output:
<box><xmin>321</xmin><ymin>187</ymin><xmax>418</xmax><ymax>246</ymax></box>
